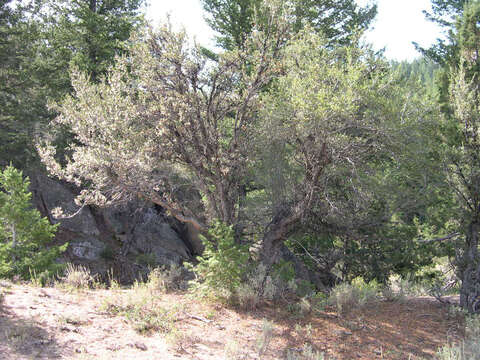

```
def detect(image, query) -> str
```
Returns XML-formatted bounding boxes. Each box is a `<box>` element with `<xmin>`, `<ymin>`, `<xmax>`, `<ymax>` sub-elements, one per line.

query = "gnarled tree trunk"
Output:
<box><xmin>459</xmin><ymin>222</ymin><xmax>480</xmax><ymax>312</ymax></box>
<box><xmin>258</xmin><ymin>207</ymin><xmax>334</xmax><ymax>292</ymax></box>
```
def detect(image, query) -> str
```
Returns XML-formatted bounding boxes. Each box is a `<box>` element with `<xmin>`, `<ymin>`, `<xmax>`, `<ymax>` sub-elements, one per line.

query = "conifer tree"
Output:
<box><xmin>443</xmin><ymin>1</ymin><xmax>480</xmax><ymax>312</ymax></box>
<box><xmin>201</xmin><ymin>0</ymin><xmax>377</xmax><ymax>50</ymax></box>
<box><xmin>0</xmin><ymin>166</ymin><xmax>66</xmax><ymax>279</ymax></box>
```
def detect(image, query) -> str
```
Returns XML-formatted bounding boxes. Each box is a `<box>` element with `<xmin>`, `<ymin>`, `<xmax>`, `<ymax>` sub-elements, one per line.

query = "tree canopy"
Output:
<box><xmin>3</xmin><ymin>0</ymin><xmax>480</xmax><ymax>313</ymax></box>
<box><xmin>38</xmin><ymin>1</ymin><xmax>444</xmax><ymax>288</ymax></box>
<box><xmin>201</xmin><ymin>0</ymin><xmax>377</xmax><ymax>49</ymax></box>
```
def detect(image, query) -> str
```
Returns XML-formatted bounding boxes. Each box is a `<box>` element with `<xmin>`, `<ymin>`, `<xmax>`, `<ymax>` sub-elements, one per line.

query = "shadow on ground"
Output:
<box><xmin>0</xmin><ymin>289</ymin><xmax>61</xmax><ymax>359</ymax></box>
<box><xmin>237</xmin><ymin>296</ymin><xmax>457</xmax><ymax>359</ymax></box>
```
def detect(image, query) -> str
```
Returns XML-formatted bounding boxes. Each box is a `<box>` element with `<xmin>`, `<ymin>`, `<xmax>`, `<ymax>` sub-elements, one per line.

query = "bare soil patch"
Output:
<box><xmin>0</xmin><ymin>281</ymin><xmax>461</xmax><ymax>359</ymax></box>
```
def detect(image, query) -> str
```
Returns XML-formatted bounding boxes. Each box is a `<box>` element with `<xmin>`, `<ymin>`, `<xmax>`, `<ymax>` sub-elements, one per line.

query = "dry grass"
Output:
<box><xmin>146</xmin><ymin>264</ymin><xmax>185</xmax><ymax>293</ymax></box>
<box><xmin>99</xmin><ymin>281</ymin><xmax>181</xmax><ymax>334</ymax></box>
<box><xmin>0</xmin><ymin>277</ymin><xmax>467</xmax><ymax>360</ymax></box>
<box><xmin>58</xmin><ymin>263</ymin><xmax>98</xmax><ymax>291</ymax></box>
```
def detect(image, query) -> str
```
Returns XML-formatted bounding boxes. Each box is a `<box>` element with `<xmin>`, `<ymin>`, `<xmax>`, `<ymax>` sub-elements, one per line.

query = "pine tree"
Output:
<box><xmin>42</xmin><ymin>0</ymin><xmax>146</xmax><ymax>83</ymax></box>
<box><xmin>0</xmin><ymin>166</ymin><xmax>66</xmax><ymax>280</ymax></box>
<box><xmin>201</xmin><ymin>0</ymin><xmax>377</xmax><ymax>50</ymax></box>
<box><xmin>0</xmin><ymin>1</ymin><xmax>48</xmax><ymax>168</ymax></box>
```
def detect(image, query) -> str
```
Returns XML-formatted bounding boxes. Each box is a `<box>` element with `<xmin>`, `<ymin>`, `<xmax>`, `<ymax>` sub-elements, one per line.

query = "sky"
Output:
<box><xmin>145</xmin><ymin>0</ymin><xmax>445</xmax><ymax>61</ymax></box>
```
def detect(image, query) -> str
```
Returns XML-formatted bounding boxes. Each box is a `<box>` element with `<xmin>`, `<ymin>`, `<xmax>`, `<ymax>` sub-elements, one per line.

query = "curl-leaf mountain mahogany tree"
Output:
<box><xmin>39</xmin><ymin>22</ymin><xmax>413</xmax><ymax>287</ymax></box>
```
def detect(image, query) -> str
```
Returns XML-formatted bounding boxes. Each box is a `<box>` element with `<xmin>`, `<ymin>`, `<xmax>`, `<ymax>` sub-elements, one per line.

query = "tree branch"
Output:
<box><xmin>418</xmin><ymin>232</ymin><xmax>461</xmax><ymax>243</ymax></box>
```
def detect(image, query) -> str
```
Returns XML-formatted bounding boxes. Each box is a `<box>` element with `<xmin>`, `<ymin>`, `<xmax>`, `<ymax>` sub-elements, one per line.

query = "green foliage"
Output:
<box><xmin>419</xmin><ymin>0</ymin><xmax>465</xmax><ymax>65</ymax></box>
<box><xmin>32</xmin><ymin>0</ymin><xmax>468</xmax><ymax>297</ymax></box>
<box><xmin>201</xmin><ymin>0</ymin><xmax>377</xmax><ymax>50</ymax></box>
<box><xmin>393</xmin><ymin>58</ymin><xmax>440</xmax><ymax>97</ymax></box>
<box><xmin>135</xmin><ymin>253</ymin><xmax>157</xmax><ymax>268</ymax></box>
<box><xmin>0</xmin><ymin>1</ymin><xmax>52</xmax><ymax>167</ymax></box>
<box><xmin>187</xmin><ymin>221</ymin><xmax>249</xmax><ymax>299</ymax></box>
<box><xmin>256</xmin><ymin>319</ymin><xmax>274</xmax><ymax>356</ymax></box>
<box><xmin>272</xmin><ymin>260</ymin><xmax>295</xmax><ymax>283</ymax></box>
<box><xmin>43</xmin><ymin>0</ymin><xmax>146</xmax><ymax>82</ymax></box>
<box><xmin>296</xmin><ymin>280</ymin><xmax>315</xmax><ymax>298</ymax></box>
<box><xmin>0</xmin><ymin>0</ymin><xmax>146</xmax><ymax>168</ymax></box>
<box><xmin>99</xmin><ymin>244</ymin><xmax>115</xmax><ymax>260</ymax></box>
<box><xmin>0</xmin><ymin>166</ymin><xmax>66</xmax><ymax>280</ymax></box>
<box><xmin>287</xmin><ymin>344</ymin><xmax>326</xmax><ymax>360</ymax></box>
<box><xmin>328</xmin><ymin>278</ymin><xmax>379</xmax><ymax>315</ymax></box>
<box><xmin>432</xmin><ymin>1</ymin><xmax>480</xmax><ymax>312</ymax></box>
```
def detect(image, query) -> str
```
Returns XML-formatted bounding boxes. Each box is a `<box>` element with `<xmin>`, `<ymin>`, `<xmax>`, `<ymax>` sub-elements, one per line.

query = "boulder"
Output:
<box><xmin>30</xmin><ymin>172</ymin><xmax>193</xmax><ymax>268</ymax></box>
<box><xmin>31</xmin><ymin>173</ymin><xmax>99</xmax><ymax>237</ymax></box>
<box><xmin>103</xmin><ymin>204</ymin><xmax>191</xmax><ymax>265</ymax></box>
<box><xmin>69</xmin><ymin>238</ymin><xmax>106</xmax><ymax>260</ymax></box>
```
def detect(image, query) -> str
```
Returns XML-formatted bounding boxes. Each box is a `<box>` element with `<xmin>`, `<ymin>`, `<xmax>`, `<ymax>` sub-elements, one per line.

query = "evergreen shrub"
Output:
<box><xmin>186</xmin><ymin>220</ymin><xmax>249</xmax><ymax>300</ymax></box>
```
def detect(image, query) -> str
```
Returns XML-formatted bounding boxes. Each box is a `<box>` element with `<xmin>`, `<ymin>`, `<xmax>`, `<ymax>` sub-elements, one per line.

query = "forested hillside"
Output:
<box><xmin>2</xmin><ymin>0</ymin><xmax>480</xmax><ymax>358</ymax></box>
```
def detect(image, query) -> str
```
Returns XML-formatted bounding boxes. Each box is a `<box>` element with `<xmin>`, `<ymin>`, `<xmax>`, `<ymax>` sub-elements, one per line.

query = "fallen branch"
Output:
<box><xmin>418</xmin><ymin>232</ymin><xmax>461</xmax><ymax>243</ymax></box>
<box><xmin>186</xmin><ymin>312</ymin><xmax>213</xmax><ymax>323</ymax></box>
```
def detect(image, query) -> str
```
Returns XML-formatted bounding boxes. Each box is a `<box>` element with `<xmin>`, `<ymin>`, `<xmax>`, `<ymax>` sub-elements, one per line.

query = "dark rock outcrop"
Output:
<box><xmin>29</xmin><ymin>172</ymin><xmax>196</xmax><ymax>278</ymax></box>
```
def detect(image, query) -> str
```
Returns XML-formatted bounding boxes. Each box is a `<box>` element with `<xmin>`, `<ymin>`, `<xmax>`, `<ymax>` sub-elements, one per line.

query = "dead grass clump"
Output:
<box><xmin>436</xmin><ymin>314</ymin><xmax>480</xmax><ymax>359</ymax></box>
<box><xmin>234</xmin><ymin>263</ymin><xmax>297</xmax><ymax>310</ymax></box>
<box><xmin>224</xmin><ymin>340</ymin><xmax>243</xmax><ymax>359</ymax></box>
<box><xmin>436</xmin><ymin>341</ymin><xmax>480</xmax><ymax>360</ymax></box>
<box><xmin>146</xmin><ymin>264</ymin><xmax>184</xmax><ymax>293</ymax></box>
<box><xmin>286</xmin><ymin>344</ymin><xmax>326</xmax><ymax>360</ymax></box>
<box><xmin>60</xmin><ymin>263</ymin><xmax>97</xmax><ymax>290</ymax></box>
<box><xmin>294</xmin><ymin>323</ymin><xmax>313</xmax><ymax>342</ymax></box>
<box><xmin>100</xmin><ymin>281</ymin><xmax>179</xmax><ymax>334</ymax></box>
<box><xmin>236</xmin><ymin>283</ymin><xmax>261</xmax><ymax>311</ymax></box>
<box><xmin>256</xmin><ymin>319</ymin><xmax>274</xmax><ymax>356</ymax></box>
<box><xmin>166</xmin><ymin>328</ymin><xmax>199</xmax><ymax>352</ymax></box>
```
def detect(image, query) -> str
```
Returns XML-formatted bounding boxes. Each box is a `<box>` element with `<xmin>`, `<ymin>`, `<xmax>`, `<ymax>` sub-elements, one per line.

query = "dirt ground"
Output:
<box><xmin>0</xmin><ymin>281</ymin><xmax>463</xmax><ymax>360</ymax></box>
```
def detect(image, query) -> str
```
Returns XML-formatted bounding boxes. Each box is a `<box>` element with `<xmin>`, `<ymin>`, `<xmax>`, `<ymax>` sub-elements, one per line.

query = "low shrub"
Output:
<box><xmin>29</xmin><ymin>268</ymin><xmax>55</xmax><ymax>287</ymax></box>
<box><xmin>328</xmin><ymin>278</ymin><xmax>379</xmax><ymax>315</ymax></box>
<box><xmin>296</xmin><ymin>280</ymin><xmax>316</xmax><ymax>298</ymax></box>
<box><xmin>99</xmin><ymin>245</ymin><xmax>115</xmax><ymax>261</ymax></box>
<box><xmin>235</xmin><ymin>262</ymin><xmax>298</xmax><ymax>310</ymax></box>
<box><xmin>236</xmin><ymin>282</ymin><xmax>261</xmax><ymax>311</ymax></box>
<box><xmin>224</xmin><ymin>340</ymin><xmax>243</xmax><ymax>359</ymax></box>
<box><xmin>166</xmin><ymin>328</ymin><xmax>198</xmax><ymax>352</ymax></box>
<box><xmin>436</xmin><ymin>341</ymin><xmax>480</xmax><ymax>360</ymax></box>
<box><xmin>146</xmin><ymin>264</ymin><xmax>184</xmax><ymax>293</ymax></box>
<box><xmin>286</xmin><ymin>344</ymin><xmax>326</xmax><ymax>360</ymax></box>
<box><xmin>294</xmin><ymin>323</ymin><xmax>313</xmax><ymax>342</ymax></box>
<box><xmin>310</xmin><ymin>292</ymin><xmax>329</xmax><ymax>313</ymax></box>
<box><xmin>382</xmin><ymin>274</ymin><xmax>432</xmax><ymax>301</ymax></box>
<box><xmin>135</xmin><ymin>253</ymin><xmax>157</xmax><ymax>268</ymax></box>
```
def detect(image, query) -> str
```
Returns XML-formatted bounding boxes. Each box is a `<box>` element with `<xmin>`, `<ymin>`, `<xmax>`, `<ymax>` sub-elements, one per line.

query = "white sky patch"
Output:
<box><xmin>145</xmin><ymin>0</ymin><xmax>216</xmax><ymax>48</ymax></box>
<box><xmin>145</xmin><ymin>0</ymin><xmax>445</xmax><ymax>61</ymax></box>
<box><xmin>361</xmin><ymin>0</ymin><xmax>444</xmax><ymax>60</ymax></box>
